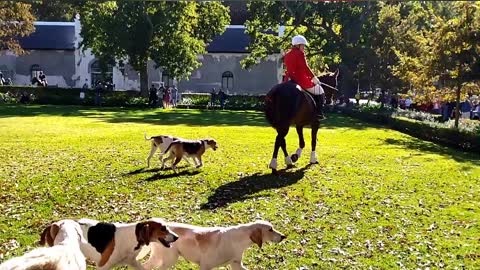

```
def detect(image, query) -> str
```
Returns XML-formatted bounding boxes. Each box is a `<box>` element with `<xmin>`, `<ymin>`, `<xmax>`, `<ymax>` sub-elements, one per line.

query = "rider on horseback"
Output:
<box><xmin>283</xmin><ymin>35</ymin><xmax>325</xmax><ymax>120</ymax></box>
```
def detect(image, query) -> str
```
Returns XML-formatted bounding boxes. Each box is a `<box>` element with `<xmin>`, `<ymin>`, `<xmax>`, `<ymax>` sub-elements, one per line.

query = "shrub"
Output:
<box><xmin>393</xmin><ymin>109</ymin><xmax>443</xmax><ymax>122</ymax></box>
<box><xmin>0</xmin><ymin>86</ymin><xmax>143</xmax><ymax>107</ymax></box>
<box><xmin>0</xmin><ymin>87</ymin><xmax>268</xmax><ymax>110</ymax></box>
<box><xmin>179</xmin><ymin>92</ymin><xmax>266</xmax><ymax>110</ymax></box>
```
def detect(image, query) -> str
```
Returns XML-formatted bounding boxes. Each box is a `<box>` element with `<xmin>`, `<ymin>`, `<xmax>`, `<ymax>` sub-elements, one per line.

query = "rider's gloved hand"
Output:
<box><xmin>312</xmin><ymin>76</ymin><xmax>321</xmax><ymax>85</ymax></box>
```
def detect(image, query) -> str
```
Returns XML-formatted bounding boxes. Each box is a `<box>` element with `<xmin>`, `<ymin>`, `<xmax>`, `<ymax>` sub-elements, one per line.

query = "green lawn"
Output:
<box><xmin>0</xmin><ymin>104</ymin><xmax>478</xmax><ymax>269</ymax></box>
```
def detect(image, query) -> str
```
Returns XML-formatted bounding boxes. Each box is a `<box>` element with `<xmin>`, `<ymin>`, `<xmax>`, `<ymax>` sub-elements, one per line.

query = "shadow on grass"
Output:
<box><xmin>0</xmin><ymin>104</ymin><xmax>372</xmax><ymax>130</ymax></box>
<box><xmin>144</xmin><ymin>169</ymin><xmax>201</xmax><ymax>181</ymax></box>
<box><xmin>385</xmin><ymin>138</ymin><xmax>480</xmax><ymax>165</ymax></box>
<box><xmin>200</xmin><ymin>164</ymin><xmax>312</xmax><ymax>210</ymax></box>
<box><xmin>125</xmin><ymin>167</ymin><xmax>161</xmax><ymax>175</ymax></box>
<box><xmin>0</xmin><ymin>105</ymin><xmax>268</xmax><ymax>127</ymax></box>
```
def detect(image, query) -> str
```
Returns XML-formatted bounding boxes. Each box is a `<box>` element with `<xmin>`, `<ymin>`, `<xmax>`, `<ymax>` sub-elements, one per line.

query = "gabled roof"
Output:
<box><xmin>207</xmin><ymin>26</ymin><xmax>251</xmax><ymax>53</ymax></box>
<box><xmin>19</xmin><ymin>22</ymin><xmax>75</xmax><ymax>50</ymax></box>
<box><xmin>207</xmin><ymin>26</ymin><xmax>279</xmax><ymax>54</ymax></box>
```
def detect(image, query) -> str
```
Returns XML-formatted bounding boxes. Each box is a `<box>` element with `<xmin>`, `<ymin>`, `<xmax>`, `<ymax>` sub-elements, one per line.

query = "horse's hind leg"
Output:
<box><xmin>269</xmin><ymin>126</ymin><xmax>289</xmax><ymax>173</ymax></box>
<box><xmin>290</xmin><ymin>125</ymin><xmax>305</xmax><ymax>163</ymax></box>
<box><xmin>279</xmin><ymin>129</ymin><xmax>294</xmax><ymax>169</ymax></box>
<box><xmin>310</xmin><ymin>120</ymin><xmax>320</xmax><ymax>164</ymax></box>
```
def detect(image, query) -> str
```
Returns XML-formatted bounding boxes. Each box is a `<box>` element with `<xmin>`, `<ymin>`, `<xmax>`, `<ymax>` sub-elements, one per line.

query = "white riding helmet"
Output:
<box><xmin>292</xmin><ymin>35</ymin><xmax>308</xmax><ymax>46</ymax></box>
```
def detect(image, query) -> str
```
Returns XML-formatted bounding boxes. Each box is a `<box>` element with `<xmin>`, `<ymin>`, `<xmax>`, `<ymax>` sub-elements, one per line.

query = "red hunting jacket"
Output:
<box><xmin>283</xmin><ymin>47</ymin><xmax>315</xmax><ymax>90</ymax></box>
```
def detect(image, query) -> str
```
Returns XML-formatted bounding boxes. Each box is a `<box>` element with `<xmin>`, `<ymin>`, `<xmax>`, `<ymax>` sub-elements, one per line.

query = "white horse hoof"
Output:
<box><xmin>268</xmin><ymin>158</ymin><xmax>278</xmax><ymax>170</ymax></box>
<box><xmin>290</xmin><ymin>148</ymin><xmax>303</xmax><ymax>162</ymax></box>
<box><xmin>285</xmin><ymin>156</ymin><xmax>293</xmax><ymax>166</ymax></box>
<box><xmin>295</xmin><ymin>148</ymin><xmax>303</xmax><ymax>158</ymax></box>
<box><xmin>310</xmin><ymin>151</ymin><xmax>318</xmax><ymax>164</ymax></box>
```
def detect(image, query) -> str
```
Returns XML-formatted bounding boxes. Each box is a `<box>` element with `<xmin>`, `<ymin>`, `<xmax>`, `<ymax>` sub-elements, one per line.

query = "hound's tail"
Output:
<box><xmin>144</xmin><ymin>132</ymin><xmax>152</xmax><ymax>141</ymax></box>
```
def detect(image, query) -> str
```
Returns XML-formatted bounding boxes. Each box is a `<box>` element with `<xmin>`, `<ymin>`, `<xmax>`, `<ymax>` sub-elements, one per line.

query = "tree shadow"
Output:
<box><xmin>200</xmin><ymin>164</ymin><xmax>312</xmax><ymax>210</ymax></box>
<box><xmin>319</xmin><ymin>113</ymin><xmax>375</xmax><ymax>130</ymax></box>
<box><xmin>124</xmin><ymin>167</ymin><xmax>161</xmax><ymax>175</ymax></box>
<box><xmin>384</xmin><ymin>138</ymin><xmax>480</xmax><ymax>165</ymax></box>
<box><xmin>144</xmin><ymin>169</ymin><xmax>201</xmax><ymax>182</ymax></box>
<box><xmin>0</xmin><ymin>105</ymin><xmax>269</xmax><ymax>127</ymax></box>
<box><xmin>0</xmin><ymin>104</ymin><xmax>378</xmax><ymax>130</ymax></box>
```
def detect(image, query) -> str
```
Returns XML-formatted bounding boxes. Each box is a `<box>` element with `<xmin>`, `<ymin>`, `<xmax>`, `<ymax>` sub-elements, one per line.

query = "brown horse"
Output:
<box><xmin>265</xmin><ymin>70</ymin><xmax>339</xmax><ymax>174</ymax></box>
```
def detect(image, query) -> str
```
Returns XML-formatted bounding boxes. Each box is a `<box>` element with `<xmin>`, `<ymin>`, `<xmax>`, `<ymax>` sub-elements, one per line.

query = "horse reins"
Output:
<box><xmin>320</xmin><ymin>82</ymin><xmax>340</xmax><ymax>92</ymax></box>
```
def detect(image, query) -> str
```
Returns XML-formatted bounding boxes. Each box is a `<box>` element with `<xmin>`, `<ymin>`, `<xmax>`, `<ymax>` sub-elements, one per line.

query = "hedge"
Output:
<box><xmin>0</xmin><ymin>86</ymin><xmax>146</xmax><ymax>107</ymax></box>
<box><xmin>179</xmin><ymin>92</ymin><xmax>266</xmax><ymax>110</ymax></box>
<box><xmin>0</xmin><ymin>86</ymin><xmax>266</xmax><ymax>110</ymax></box>
<box><xmin>340</xmin><ymin>107</ymin><xmax>480</xmax><ymax>152</ymax></box>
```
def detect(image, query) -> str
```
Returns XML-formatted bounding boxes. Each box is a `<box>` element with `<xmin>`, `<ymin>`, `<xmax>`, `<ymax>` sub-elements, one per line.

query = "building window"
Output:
<box><xmin>90</xmin><ymin>60</ymin><xmax>113</xmax><ymax>86</ymax></box>
<box><xmin>161</xmin><ymin>71</ymin><xmax>174</xmax><ymax>87</ymax></box>
<box><xmin>30</xmin><ymin>64</ymin><xmax>42</xmax><ymax>79</ymax></box>
<box><xmin>222</xmin><ymin>71</ymin><xmax>234</xmax><ymax>89</ymax></box>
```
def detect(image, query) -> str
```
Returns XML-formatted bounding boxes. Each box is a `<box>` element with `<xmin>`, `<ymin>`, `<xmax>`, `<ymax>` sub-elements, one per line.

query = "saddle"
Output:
<box><xmin>281</xmin><ymin>80</ymin><xmax>317</xmax><ymax>109</ymax></box>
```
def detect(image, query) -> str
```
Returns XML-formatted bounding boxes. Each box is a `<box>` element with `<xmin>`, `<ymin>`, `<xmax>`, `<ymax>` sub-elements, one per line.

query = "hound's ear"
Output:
<box><xmin>39</xmin><ymin>223</ymin><xmax>59</xmax><ymax>247</ymax></box>
<box><xmin>135</xmin><ymin>222</ymin><xmax>151</xmax><ymax>250</ymax></box>
<box><xmin>250</xmin><ymin>228</ymin><xmax>263</xmax><ymax>248</ymax></box>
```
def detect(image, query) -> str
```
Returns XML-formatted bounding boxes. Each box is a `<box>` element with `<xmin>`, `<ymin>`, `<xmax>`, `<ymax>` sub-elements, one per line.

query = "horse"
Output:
<box><xmin>264</xmin><ymin>70</ymin><xmax>339</xmax><ymax>174</ymax></box>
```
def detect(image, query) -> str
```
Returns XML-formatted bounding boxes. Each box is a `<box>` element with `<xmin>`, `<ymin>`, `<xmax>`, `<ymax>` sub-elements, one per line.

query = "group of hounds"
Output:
<box><xmin>0</xmin><ymin>134</ymin><xmax>286</xmax><ymax>270</ymax></box>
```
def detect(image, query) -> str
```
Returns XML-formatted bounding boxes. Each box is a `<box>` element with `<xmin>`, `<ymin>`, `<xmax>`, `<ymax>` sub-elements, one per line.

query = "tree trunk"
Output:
<box><xmin>140</xmin><ymin>65</ymin><xmax>148</xmax><ymax>97</ymax></box>
<box><xmin>454</xmin><ymin>83</ymin><xmax>461</xmax><ymax>129</ymax></box>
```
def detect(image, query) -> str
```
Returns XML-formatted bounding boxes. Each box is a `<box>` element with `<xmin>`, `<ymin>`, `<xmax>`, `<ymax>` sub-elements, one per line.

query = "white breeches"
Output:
<box><xmin>305</xmin><ymin>84</ymin><xmax>324</xmax><ymax>95</ymax></box>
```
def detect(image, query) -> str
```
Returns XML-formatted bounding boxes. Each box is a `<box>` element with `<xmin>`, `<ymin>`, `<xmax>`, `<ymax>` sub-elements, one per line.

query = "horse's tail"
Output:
<box><xmin>265</xmin><ymin>88</ymin><xmax>278</xmax><ymax>127</ymax></box>
<box><xmin>264</xmin><ymin>93</ymin><xmax>276</xmax><ymax>126</ymax></box>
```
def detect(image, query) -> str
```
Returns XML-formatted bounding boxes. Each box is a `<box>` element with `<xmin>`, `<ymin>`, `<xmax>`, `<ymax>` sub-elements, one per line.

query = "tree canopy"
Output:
<box><xmin>79</xmin><ymin>1</ymin><xmax>230</xmax><ymax>95</ymax></box>
<box><xmin>0</xmin><ymin>1</ymin><xmax>35</xmax><ymax>55</ymax></box>
<box><xmin>30</xmin><ymin>0</ymin><xmax>83</xmax><ymax>22</ymax></box>
<box><xmin>243</xmin><ymin>1</ymin><xmax>480</xmax><ymax>109</ymax></box>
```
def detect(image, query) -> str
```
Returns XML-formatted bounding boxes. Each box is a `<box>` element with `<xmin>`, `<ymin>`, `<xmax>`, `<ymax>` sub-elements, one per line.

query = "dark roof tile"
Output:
<box><xmin>19</xmin><ymin>24</ymin><xmax>75</xmax><ymax>50</ymax></box>
<box><xmin>207</xmin><ymin>27</ymin><xmax>250</xmax><ymax>53</ymax></box>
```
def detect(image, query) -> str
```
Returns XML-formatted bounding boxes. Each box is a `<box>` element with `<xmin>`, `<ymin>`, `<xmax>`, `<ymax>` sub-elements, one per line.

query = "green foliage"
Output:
<box><xmin>0</xmin><ymin>87</ymin><xmax>264</xmax><ymax>110</ymax></box>
<box><xmin>179</xmin><ymin>93</ymin><xmax>265</xmax><ymax>110</ymax></box>
<box><xmin>243</xmin><ymin>1</ymin><xmax>480</xmax><ymax>103</ymax></box>
<box><xmin>79</xmin><ymin>1</ymin><xmax>229</xmax><ymax>94</ymax></box>
<box><xmin>0</xmin><ymin>86</ymin><xmax>145</xmax><ymax>107</ymax></box>
<box><xmin>30</xmin><ymin>0</ymin><xmax>83</xmax><ymax>21</ymax></box>
<box><xmin>0</xmin><ymin>1</ymin><xmax>35</xmax><ymax>55</ymax></box>
<box><xmin>242</xmin><ymin>2</ymin><xmax>381</xmax><ymax>93</ymax></box>
<box><xmin>392</xmin><ymin>2</ymin><xmax>480</xmax><ymax>128</ymax></box>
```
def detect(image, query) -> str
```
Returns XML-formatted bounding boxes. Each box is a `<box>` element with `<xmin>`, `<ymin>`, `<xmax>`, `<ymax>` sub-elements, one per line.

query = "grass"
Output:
<box><xmin>0</xmin><ymin>104</ymin><xmax>479</xmax><ymax>269</ymax></box>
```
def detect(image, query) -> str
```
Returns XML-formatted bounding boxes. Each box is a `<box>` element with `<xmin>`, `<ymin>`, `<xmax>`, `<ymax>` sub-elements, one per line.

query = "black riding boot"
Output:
<box><xmin>314</xmin><ymin>94</ymin><xmax>325</xmax><ymax>120</ymax></box>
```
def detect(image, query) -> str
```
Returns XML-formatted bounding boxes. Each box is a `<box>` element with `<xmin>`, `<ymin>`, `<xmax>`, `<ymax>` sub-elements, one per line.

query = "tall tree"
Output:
<box><xmin>426</xmin><ymin>2</ymin><xmax>480</xmax><ymax>128</ymax></box>
<box><xmin>79</xmin><ymin>1</ymin><xmax>229</xmax><ymax>95</ymax></box>
<box><xmin>242</xmin><ymin>1</ymin><xmax>380</xmax><ymax>96</ymax></box>
<box><xmin>394</xmin><ymin>2</ymin><xmax>480</xmax><ymax>128</ymax></box>
<box><xmin>0</xmin><ymin>1</ymin><xmax>35</xmax><ymax>55</ymax></box>
<box><xmin>31</xmin><ymin>0</ymin><xmax>83</xmax><ymax>22</ymax></box>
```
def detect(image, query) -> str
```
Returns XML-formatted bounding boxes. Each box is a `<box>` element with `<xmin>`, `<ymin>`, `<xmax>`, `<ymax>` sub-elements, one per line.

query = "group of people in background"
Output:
<box><xmin>388</xmin><ymin>93</ymin><xmax>480</xmax><ymax>121</ymax></box>
<box><xmin>149</xmin><ymin>83</ymin><xmax>178</xmax><ymax>109</ymax></box>
<box><xmin>210</xmin><ymin>88</ymin><xmax>227</xmax><ymax>109</ymax></box>
<box><xmin>0</xmin><ymin>71</ymin><xmax>12</xmax><ymax>86</ymax></box>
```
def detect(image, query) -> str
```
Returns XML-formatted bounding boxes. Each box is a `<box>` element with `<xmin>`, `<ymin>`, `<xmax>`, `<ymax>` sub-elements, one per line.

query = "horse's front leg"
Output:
<box><xmin>290</xmin><ymin>125</ymin><xmax>305</xmax><ymax>163</ymax></box>
<box><xmin>310</xmin><ymin>120</ymin><xmax>319</xmax><ymax>164</ymax></box>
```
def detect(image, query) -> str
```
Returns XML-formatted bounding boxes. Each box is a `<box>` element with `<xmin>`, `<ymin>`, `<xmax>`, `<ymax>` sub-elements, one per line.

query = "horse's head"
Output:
<box><xmin>319</xmin><ymin>69</ymin><xmax>339</xmax><ymax>105</ymax></box>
